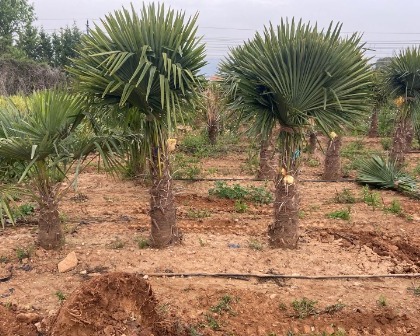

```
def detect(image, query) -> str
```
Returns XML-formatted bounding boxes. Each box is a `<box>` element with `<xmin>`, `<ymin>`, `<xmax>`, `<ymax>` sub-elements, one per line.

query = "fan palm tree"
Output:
<box><xmin>220</xmin><ymin>20</ymin><xmax>372</xmax><ymax>248</ymax></box>
<box><xmin>383</xmin><ymin>47</ymin><xmax>420</xmax><ymax>167</ymax></box>
<box><xmin>0</xmin><ymin>91</ymin><xmax>119</xmax><ymax>249</ymax></box>
<box><xmin>68</xmin><ymin>3</ymin><xmax>206</xmax><ymax>247</ymax></box>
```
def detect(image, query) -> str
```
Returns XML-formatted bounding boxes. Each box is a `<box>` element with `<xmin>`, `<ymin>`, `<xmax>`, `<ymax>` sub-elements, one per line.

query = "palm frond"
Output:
<box><xmin>356</xmin><ymin>155</ymin><xmax>419</xmax><ymax>198</ymax></box>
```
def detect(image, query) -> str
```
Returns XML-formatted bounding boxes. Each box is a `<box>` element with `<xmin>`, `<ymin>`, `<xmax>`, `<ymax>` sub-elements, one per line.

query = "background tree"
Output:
<box><xmin>220</xmin><ymin>20</ymin><xmax>372</xmax><ymax>248</ymax></box>
<box><xmin>69</xmin><ymin>3</ymin><xmax>206</xmax><ymax>248</ymax></box>
<box><xmin>383</xmin><ymin>47</ymin><xmax>420</xmax><ymax>167</ymax></box>
<box><xmin>0</xmin><ymin>0</ymin><xmax>35</xmax><ymax>53</ymax></box>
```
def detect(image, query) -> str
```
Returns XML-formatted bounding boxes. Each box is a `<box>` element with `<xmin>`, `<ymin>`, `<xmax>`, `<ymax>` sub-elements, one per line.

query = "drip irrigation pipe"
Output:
<box><xmin>174</xmin><ymin>178</ymin><xmax>356</xmax><ymax>183</ymax></box>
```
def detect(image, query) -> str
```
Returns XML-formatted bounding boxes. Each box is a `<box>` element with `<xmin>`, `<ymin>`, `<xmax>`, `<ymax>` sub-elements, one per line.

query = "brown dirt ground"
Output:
<box><xmin>0</xmin><ymin>136</ymin><xmax>419</xmax><ymax>336</ymax></box>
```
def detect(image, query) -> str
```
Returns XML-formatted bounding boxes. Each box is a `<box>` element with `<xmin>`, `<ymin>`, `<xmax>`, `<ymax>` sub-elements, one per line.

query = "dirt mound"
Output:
<box><xmin>50</xmin><ymin>272</ymin><xmax>183</xmax><ymax>336</ymax></box>
<box><xmin>0</xmin><ymin>305</ymin><xmax>38</xmax><ymax>336</ymax></box>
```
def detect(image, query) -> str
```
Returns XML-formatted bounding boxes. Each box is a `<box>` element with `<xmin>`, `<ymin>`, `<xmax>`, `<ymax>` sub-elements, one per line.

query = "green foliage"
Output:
<box><xmin>136</xmin><ymin>237</ymin><xmax>150</xmax><ymax>249</ymax></box>
<box><xmin>326</xmin><ymin>208</ymin><xmax>351</xmax><ymax>220</ymax></box>
<box><xmin>186</xmin><ymin>209</ymin><xmax>211</xmax><ymax>219</ymax></box>
<box><xmin>306</xmin><ymin>157</ymin><xmax>320</xmax><ymax>167</ymax></box>
<box><xmin>248</xmin><ymin>238</ymin><xmax>263</xmax><ymax>250</ymax></box>
<box><xmin>361</xmin><ymin>186</ymin><xmax>382</xmax><ymax>209</ymax></box>
<box><xmin>334</xmin><ymin>188</ymin><xmax>356</xmax><ymax>204</ymax></box>
<box><xmin>340</xmin><ymin>140</ymin><xmax>365</xmax><ymax>159</ymax></box>
<box><xmin>377</xmin><ymin>295</ymin><xmax>387</xmax><ymax>307</ymax></box>
<box><xmin>172</xmin><ymin>153</ymin><xmax>201</xmax><ymax>179</ymax></box>
<box><xmin>292</xmin><ymin>297</ymin><xmax>318</xmax><ymax>318</ymax></box>
<box><xmin>0</xmin><ymin>0</ymin><xmax>35</xmax><ymax>52</ymax></box>
<box><xmin>357</xmin><ymin>156</ymin><xmax>420</xmax><ymax>199</ymax></box>
<box><xmin>234</xmin><ymin>200</ymin><xmax>248</xmax><ymax>213</ymax></box>
<box><xmin>220</xmin><ymin>19</ymin><xmax>372</xmax><ymax>174</ymax></box>
<box><xmin>16</xmin><ymin>246</ymin><xmax>31</xmax><ymax>261</ymax></box>
<box><xmin>380</xmin><ymin>137</ymin><xmax>392</xmax><ymax>150</ymax></box>
<box><xmin>55</xmin><ymin>290</ymin><xmax>66</xmax><ymax>302</ymax></box>
<box><xmin>205</xmin><ymin>314</ymin><xmax>220</xmax><ymax>330</ymax></box>
<box><xmin>210</xmin><ymin>295</ymin><xmax>237</xmax><ymax>314</ymax></box>
<box><xmin>384</xmin><ymin>199</ymin><xmax>402</xmax><ymax>215</ymax></box>
<box><xmin>12</xmin><ymin>203</ymin><xmax>34</xmax><ymax>220</ymax></box>
<box><xmin>209</xmin><ymin>181</ymin><xmax>273</xmax><ymax>204</ymax></box>
<box><xmin>413</xmin><ymin>163</ymin><xmax>420</xmax><ymax>176</ymax></box>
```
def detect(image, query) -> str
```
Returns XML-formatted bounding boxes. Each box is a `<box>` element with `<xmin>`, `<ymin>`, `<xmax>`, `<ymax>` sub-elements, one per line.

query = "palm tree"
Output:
<box><xmin>220</xmin><ymin>20</ymin><xmax>372</xmax><ymax>248</ymax></box>
<box><xmin>383</xmin><ymin>47</ymin><xmax>420</xmax><ymax>167</ymax></box>
<box><xmin>322</xmin><ymin>132</ymin><xmax>342</xmax><ymax>180</ymax></box>
<box><xmin>68</xmin><ymin>3</ymin><xmax>206</xmax><ymax>247</ymax></box>
<box><xmin>0</xmin><ymin>91</ymin><xmax>117</xmax><ymax>249</ymax></box>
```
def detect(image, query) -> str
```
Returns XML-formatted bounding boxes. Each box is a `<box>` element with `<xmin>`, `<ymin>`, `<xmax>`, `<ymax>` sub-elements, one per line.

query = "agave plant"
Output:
<box><xmin>0</xmin><ymin>91</ymin><xmax>121</xmax><ymax>249</ymax></box>
<box><xmin>220</xmin><ymin>20</ymin><xmax>372</xmax><ymax>248</ymax></box>
<box><xmin>69</xmin><ymin>3</ymin><xmax>206</xmax><ymax>247</ymax></box>
<box><xmin>357</xmin><ymin>155</ymin><xmax>419</xmax><ymax>198</ymax></box>
<box><xmin>383</xmin><ymin>47</ymin><xmax>420</xmax><ymax>166</ymax></box>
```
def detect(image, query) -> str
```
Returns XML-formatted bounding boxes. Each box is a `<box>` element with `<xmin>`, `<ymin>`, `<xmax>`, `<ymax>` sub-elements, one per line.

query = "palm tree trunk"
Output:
<box><xmin>149</xmin><ymin>154</ymin><xmax>181</xmax><ymax>248</ymax></box>
<box><xmin>308</xmin><ymin>132</ymin><xmax>317</xmax><ymax>154</ymax></box>
<box><xmin>257</xmin><ymin>135</ymin><xmax>275</xmax><ymax>180</ymax></box>
<box><xmin>268</xmin><ymin>176</ymin><xmax>299</xmax><ymax>248</ymax></box>
<box><xmin>38</xmin><ymin>195</ymin><xmax>63</xmax><ymax>250</ymax></box>
<box><xmin>323</xmin><ymin>136</ymin><xmax>342</xmax><ymax>180</ymax></box>
<box><xmin>390</xmin><ymin>117</ymin><xmax>413</xmax><ymax>167</ymax></box>
<box><xmin>208</xmin><ymin>121</ymin><xmax>219</xmax><ymax>145</ymax></box>
<box><xmin>368</xmin><ymin>108</ymin><xmax>379</xmax><ymax>138</ymax></box>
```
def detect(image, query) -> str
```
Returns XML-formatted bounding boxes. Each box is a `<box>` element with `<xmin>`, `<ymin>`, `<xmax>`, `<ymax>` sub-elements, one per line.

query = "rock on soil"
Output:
<box><xmin>57</xmin><ymin>251</ymin><xmax>78</xmax><ymax>273</ymax></box>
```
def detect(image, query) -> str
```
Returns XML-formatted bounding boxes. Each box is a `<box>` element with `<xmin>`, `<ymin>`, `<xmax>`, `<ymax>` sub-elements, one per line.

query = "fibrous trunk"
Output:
<box><xmin>268</xmin><ymin>176</ymin><xmax>299</xmax><ymax>248</ymax></box>
<box><xmin>390</xmin><ymin>117</ymin><xmax>413</xmax><ymax>168</ymax></box>
<box><xmin>368</xmin><ymin>108</ymin><xmax>379</xmax><ymax>138</ymax></box>
<box><xmin>323</xmin><ymin>136</ymin><xmax>342</xmax><ymax>180</ymax></box>
<box><xmin>149</xmin><ymin>155</ymin><xmax>181</xmax><ymax>248</ymax></box>
<box><xmin>38</xmin><ymin>195</ymin><xmax>63</xmax><ymax>249</ymax></box>
<box><xmin>208</xmin><ymin>121</ymin><xmax>219</xmax><ymax>145</ymax></box>
<box><xmin>257</xmin><ymin>135</ymin><xmax>275</xmax><ymax>180</ymax></box>
<box><xmin>308</xmin><ymin>132</ymin><xmax>317</xmax><ymax>154</ymax></box>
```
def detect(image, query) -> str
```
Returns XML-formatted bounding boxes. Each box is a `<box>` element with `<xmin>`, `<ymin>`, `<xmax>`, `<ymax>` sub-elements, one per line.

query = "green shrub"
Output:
<box><xmin>327</xmin><ymin>208</ymin><xmax>351</xmax><ymax>220</ymax></box>
<box><xmin>292</xmin><ymin>297</ymin><xmax>318</xmax><ymax>318</ymax></box>
<box><xmin>380</xmin><ymin>137</ymin><xmax>392</xmax><ymax>150</ymax></box>
<box><xmin>334</xmin><ymin>188</ymin><xmax>356</xmax><ymax>204</ymax></box>
<box><xmin>209</xmin><ymin>181</ymin><xmax>273</xmax><ymax>204</ymax></box>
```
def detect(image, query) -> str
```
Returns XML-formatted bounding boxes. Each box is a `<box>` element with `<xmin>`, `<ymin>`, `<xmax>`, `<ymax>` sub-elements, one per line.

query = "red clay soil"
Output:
<box><xmin>0</xmin><ymin>305</ymin><xmax>38</xmax><ymax>336</ymax></box>
<box><xmin>49</xmin><ymin>272</ymin><xmax>184</xmax><ymax>336</ymax></box>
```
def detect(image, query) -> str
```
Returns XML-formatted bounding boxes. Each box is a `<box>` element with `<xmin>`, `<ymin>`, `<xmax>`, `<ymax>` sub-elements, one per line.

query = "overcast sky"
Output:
<box><xmin>31</xmin><ymin>0</ymin><xmax>420</xmax><ymax>74</ymax></box>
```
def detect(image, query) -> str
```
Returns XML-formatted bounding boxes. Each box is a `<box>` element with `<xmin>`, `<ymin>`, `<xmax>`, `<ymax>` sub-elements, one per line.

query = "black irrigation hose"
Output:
<box><xmin>174</xmin><ymin>177</ymin><xmax>356</xmax><ymax>183</ymax></box>
<box><xmin>140</xmin><ymin>272</ymin><xmax>420</xmax><ymax>280</ymax></box>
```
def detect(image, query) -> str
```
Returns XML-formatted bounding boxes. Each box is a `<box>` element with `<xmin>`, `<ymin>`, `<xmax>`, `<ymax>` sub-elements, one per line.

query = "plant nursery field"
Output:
<box><xmin>0</xmin><ymin>136</ymin><xmax>419</xmax><ymax>336</ymax></box>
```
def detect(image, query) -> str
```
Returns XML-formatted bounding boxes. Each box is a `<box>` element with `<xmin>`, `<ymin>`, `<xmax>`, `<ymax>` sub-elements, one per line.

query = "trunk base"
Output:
<box><xmin>268</xmin><ymin>178</ymin><xmax>299</xmax><ymax>249</ymax></box>
<box><xmin>38</xmin><ymin>200</ymin><xmax>63</xmax><ymax>250</ymax></box>
<box><xmin>323</xmin><ymin>137</ymin><xmax>342</xmax><ymax>180</ymax></box>
<box><xmin>390</xmin><ymin>118</ymin><xmax>413</xmax><ymax>168</ymax></box>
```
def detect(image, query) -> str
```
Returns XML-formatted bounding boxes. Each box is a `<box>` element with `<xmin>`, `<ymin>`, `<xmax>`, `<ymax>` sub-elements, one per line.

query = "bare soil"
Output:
<box><xmin>0</xmin><ymin>136</ymin><xmax>419</xmax><ymax>336</ymax></box>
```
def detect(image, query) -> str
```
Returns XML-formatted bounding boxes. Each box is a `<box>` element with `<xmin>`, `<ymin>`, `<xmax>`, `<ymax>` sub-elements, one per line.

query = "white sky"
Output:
<box><xmin>31</xmin><ymin>0</ymin><xmax>420</xmax><ymax>74</ymax></box>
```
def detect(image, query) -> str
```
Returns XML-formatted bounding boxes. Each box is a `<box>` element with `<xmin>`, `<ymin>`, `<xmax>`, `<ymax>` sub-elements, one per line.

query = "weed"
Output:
<box><xmin>12</xmin><ymin>203</ymin><xmax>34</xmax><ymax>219</ymax></box>
<box><xmin>292</xmin><ymin>297</ymin><xmax>318</xmax><ymax>318</ymax></box>
<box><xmin>109</xmin><ymin>237</ymin><xmax>125</xmax><ymax>249</ymax></box>
<box><xmin>361</xmin><ymin>186</ymin><xmax>381</xmax><ymax>209</ymax></box>
<box><xmin>205</xmin><ymin>314</ymin><xmax>220</xmax><ymax>330</ymax></box>
<box><xmin>407</xmin><ymin>286</ymin><xmax>420</xmax><ymax>296</ymax></box>
<box><xmin>323</xmin><ymin>303</ymin><xmax>345</xmax><ymax>314</ymax></box>
<box><xmin>188</xmin><ymin>326</ymin><xmax>203</xmax><ymax>336</ymax></box>
<box><xmin>55</xmin><ymin>290</ymin><xmax>66</xmax><ymax>302</ymax></box>
<box><xmin>377</xmin><ymin>295</ymin><xmax>387</xmax><ymax>307</ymax></box>
<box><xmin>413</xmin><ymin>163</ymin><xmax>420</xmax><ymax>176</ymax></box>
<box><xmin>326</xmin><ymin>208</ymin><xmax>351</xmax><ymax>220</ymax></box>
<box><xmin>136</xmin><ymin>237</ymin><xmax>150</xmax><ymax>249</ymax></box>
<box><xmin>248</xmin><ymin>238</ymin><xmax>263</xmax><ymax>251</ymax></box>
<box><xmin>384</xmin><ymin>199</ymin><xmax>402</xmax><ymax>215</ymax></box>
<box><xmin>340</xmin><ymin>140</ymin><xmax>365</xmax><ymax>159</ymax></box>
<box><xmin>209</xmin><ymin>181</ymin><xmax>272</xmax><ymax>204</ymax></box>
<box><xmin>172</xmin><ymin>153</ymin><xmax>201</xmax><ymax>179</ymax></box>
<box><xmin>380</xmin><ymin>137</ymin><xmax>392</xmax><ymax>150</ymax></box>
<box><xmin>241</xmin><ymin>147</ymin><xmax>259</xmax><ymax>175</ymax></box>
<box><xmin>198</xmin><ymin>237</ymin><xmax>206</xmax><ymax>247</ymax></box>
<box><xmin>16</xmin><ymin>247</ymin><xmax>31</xmax><ymax>262</ymax></box>
<box><xmin>186</xmin><ymin>208</ymin><xmax>211</xmax><ymax>219</ymax></box>
<box><xmin>210</xmin><ymin>295</ymin><xmax>237</xmax><ymax>314</ymax></box>
<box><xmin>266</xmin><ymin>333</ymin><xmax>277</xmax><ymax>336</ymax></box>
<box><xmin>334</xmin><ymin>188</ymin><xmax>356</xmax><ymax>204</ymax></box>
<box><xmin>298</xmin><ymin>210</ymin><xmax>306</xmax><ymax>219</ymax></box>
<box><xmin>278</xmin><ymin>302</ymin><xmax>287</xmax><ymax>311</ymax></box>
<box><xmin>234</xmin><ymin>200</ymin><xmax>248</xmax><ymax>213</ymax></box>
<box><xmin>306</xmin><ymin>157</ymin><xmax>320</xmax><ymax>167</ymax></box>
<box><xmin>0</xmin><ymin>255</ymin><xmax>9</xmax><ymax>263</ymax></box>
<box><xmin>207</xmin><ymin>167</ymin><xmax>218</xmax><ymax>175</ymax></box>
